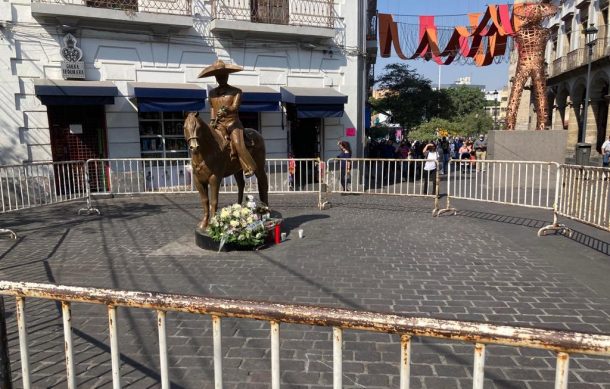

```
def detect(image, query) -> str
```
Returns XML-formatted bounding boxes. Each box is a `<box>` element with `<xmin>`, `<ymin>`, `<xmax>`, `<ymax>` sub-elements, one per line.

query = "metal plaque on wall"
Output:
<box><xmin>61</xmin><ymin>61</ymin><xmax>85</xmax><ymax>79</ymax></box>
<box><xmin>60</xmin><ymin>33</ymin><xmax>86</xmax><ymax>80</ymax></box>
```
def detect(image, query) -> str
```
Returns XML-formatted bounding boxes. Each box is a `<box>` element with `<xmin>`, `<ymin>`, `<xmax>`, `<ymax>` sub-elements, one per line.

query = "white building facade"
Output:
<box><xmin>544</xmin><ymin>0</ymin><xmax>610</xmax><ymax>162</ymax></box>
<box><xmin>0</xmin><ymin>0</ymin><xmax>372</xmax><ymax>168</ymax></box>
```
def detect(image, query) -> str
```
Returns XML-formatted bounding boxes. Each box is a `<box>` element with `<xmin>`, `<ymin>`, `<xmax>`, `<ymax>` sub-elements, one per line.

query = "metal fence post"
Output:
<box><xmin>0</xmin><ymin>296</ymin><xmax>12</xmax><ymax>389</ymax></box>
<box><xmin>436</xmin><ymin>159</ymin><xmax>457</xmax><ymax>217</ymax></box>
<box><xmin>538</xmin><ymin>163</ymin><xmax>571</xmax><ymax>237</ymax></box>
<box><xmin>78</xmin><ymin>160</ymin><xmax>100</xmax><ymax>216</ymax></box>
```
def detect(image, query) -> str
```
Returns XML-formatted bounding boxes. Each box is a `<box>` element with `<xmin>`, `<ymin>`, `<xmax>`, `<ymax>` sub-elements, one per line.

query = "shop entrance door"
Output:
<box><xmin>290</xmin><ymin>118</ymin><xmax>322</xmax><ymax>185</ymax></box>
<box><xmin>47</xmin><ymin>105</ymin><xmax>108</xmax><ymax>192</ymax></box>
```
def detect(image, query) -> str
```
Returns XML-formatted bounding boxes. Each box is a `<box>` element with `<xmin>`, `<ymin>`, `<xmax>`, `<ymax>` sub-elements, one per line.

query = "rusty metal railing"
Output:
<box><xmin>1</xmin><ymin>281</ymin><xmax>610</xmax><ymax>389</ymax></box>
<box><xmin>32</xmin><ymin>0</ymin><xmax>192</xmax><ymax>16</ymax></box>
<box><xmin>210</xmin><ymin>0</ymin><xmax>335</xmax><ymax>28</ymax></box>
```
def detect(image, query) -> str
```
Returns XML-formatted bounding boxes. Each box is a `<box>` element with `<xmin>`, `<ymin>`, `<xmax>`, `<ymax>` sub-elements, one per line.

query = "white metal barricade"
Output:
<box><xmin>438</xmin><ymin>160</ymin><xmax>559</xmax><ymax>216</ymax></box>
<box><xmin>1</xmin><ymin>281</ymin><xmax>610</xmax><ymax>389</ymax></box>
<box><xmin>83</xmin><ymin>158</ymin><xmax>324</xmax><ymax>212</ymax></box>
<box><xmin>0</xmin><ymin>161</ymin><xmax>88</xmax><ymax>239</ymax></box>
<box><xmin>325</xmin><ymin>158</ymin><xmax>440</xmax><ymax>212</ymax></box>
<box><xmin>555</xmin><ymin>164</ymin><xmax>610</xmax><ymax>232</ymax></box>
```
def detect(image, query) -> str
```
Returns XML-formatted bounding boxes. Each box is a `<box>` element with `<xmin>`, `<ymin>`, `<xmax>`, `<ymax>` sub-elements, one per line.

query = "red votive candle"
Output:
<box><xmin>274</xmin><ymin>224</ymin><xmax>281</xmax><ymax>245</ymax></box>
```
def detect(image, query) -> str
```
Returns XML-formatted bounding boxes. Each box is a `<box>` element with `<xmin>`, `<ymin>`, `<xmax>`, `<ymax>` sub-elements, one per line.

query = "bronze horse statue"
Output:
<box><xmin>183</xmin><ymin>112</ymin><xmax>269</xmax><ymax>230</ymax></box>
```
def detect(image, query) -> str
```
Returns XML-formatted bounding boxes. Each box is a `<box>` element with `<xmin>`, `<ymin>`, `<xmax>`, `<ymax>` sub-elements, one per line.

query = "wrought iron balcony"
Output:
<box><xmin>548</xmin><ymin>25</ymin><xmax>609</xmax><ymax>79</ymax></box>
<box><xmin>211</xmin><ymin>0</ymin><xmax>335</xmax><ymax>29</ymax></box>
<box><xmin>31</xmin><ymin>0</ymin><xmax>192</xmax><ymax>28</ymax></box>
<box><xmin>33</xmin><ymin>0</ymin><xmax>191</xmax><ymax>14</ymax></box>
<box><xmin>566</xmin><ymin>48</ymin><xmax>586</xmax><ymax>72</ymax></box>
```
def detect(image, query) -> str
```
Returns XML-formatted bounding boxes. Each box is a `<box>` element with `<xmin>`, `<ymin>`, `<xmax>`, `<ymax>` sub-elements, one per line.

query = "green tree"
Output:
<box><xmin>408</xmin><ymin>118</ymin><xmax>457</xmax><ymax>141</ymax></box>
<box><xmin>374</xmin><ymin>64</ymin><xmax>450</xmax><ymax>130</ymax></box>
<box><xmin>455</xmin><ymin>112</ymin><xmax>493</xmax><ymax>136</ymax></box>
<box><xmin>443</xmin><ymin>86</ymin><xmax>487</xmax><ymax>118</ymax></box>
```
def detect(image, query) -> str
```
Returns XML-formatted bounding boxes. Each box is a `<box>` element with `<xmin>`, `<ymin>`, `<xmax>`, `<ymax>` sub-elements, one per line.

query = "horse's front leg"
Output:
<box><xmin>195</xmin><ymin>179</ymin><xmax>209</xmax><ymax>230</ymax></box>
<box><xmin>209</xmin><ymin>175</ymin><xmax>221</xmax><ymax>221</ymax></box>
<box><xmin>235</xmin><ymin>172</ymin><xmax>245</xmax><ymax>205</ymax></box>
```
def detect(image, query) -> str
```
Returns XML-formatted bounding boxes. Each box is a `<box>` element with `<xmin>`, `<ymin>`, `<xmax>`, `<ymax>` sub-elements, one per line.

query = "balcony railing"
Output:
<box><xmin>566</xmin><ymin>48</ymin><xmax>586</xmax><ymax>72</ymax></box>
<box><xmin>550</xmin><ymin>57</ymin><xmax>566</xmax><ymax>78</ymax></box>
<box><xmin>593</xmin><ymin>25</ymin><xmax>609</xmax><ymax>61</ymax></box>
<box><xmin>32</xmin><ymin>0</ymin><xmax>192</xmax><ymax>16</ymax></box>
<box><xmin>211</xmin><ymin>0</ymin><xmax>334</xmax><ymax>28</ymax></box>
<box><xmin>547</xmin><ymin>24</ymin><xmax>610</xmax><ymax>78</ymax></box>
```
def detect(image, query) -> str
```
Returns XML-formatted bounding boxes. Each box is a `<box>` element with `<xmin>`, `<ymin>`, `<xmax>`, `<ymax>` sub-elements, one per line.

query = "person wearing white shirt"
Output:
<box><xmin>422</xmin><ymin>142</ymin><xmax>439</xmax><ymax>196</ymax></box>
<box><xmin>602</xmin><ymin>135</ymin><xmax>610</xmax><ymax>168</ymax></box>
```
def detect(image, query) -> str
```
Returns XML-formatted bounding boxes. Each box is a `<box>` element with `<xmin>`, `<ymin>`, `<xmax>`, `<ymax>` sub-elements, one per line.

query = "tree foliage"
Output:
<box><xmin>443</xmin><ymin>86</ymin><xmax>487</xmax><ymax>118</ymax></box>
<box><xmin>373</xmin><ymin>64</ymin><xmax>494</xmax><ymax>139</ymax></box>
<box><xmin>373</xmin><ymin>63</ymin><xmax>450</xmax><ymax>130</ymax></box>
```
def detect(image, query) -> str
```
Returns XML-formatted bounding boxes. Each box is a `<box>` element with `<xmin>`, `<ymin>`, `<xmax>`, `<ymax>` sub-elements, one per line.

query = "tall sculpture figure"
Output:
<box><xmin>199</xmin><ymin>60</ymin><xmax>257</xmax><ymax>177</ymax></box>
<box><xmin>506</xmin><ymin>0</ymin><xmax>558</xmax><ymax>130</ymax></box>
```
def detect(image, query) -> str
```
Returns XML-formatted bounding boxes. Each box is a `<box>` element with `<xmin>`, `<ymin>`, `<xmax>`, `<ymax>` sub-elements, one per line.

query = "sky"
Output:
<box><xmin>376</xmin><ymin>0</ymin><xmax>511</xmax><ymax>92</ymax></box>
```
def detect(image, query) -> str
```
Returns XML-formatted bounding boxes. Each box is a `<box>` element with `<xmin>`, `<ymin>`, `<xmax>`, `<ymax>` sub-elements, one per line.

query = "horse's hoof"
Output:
<box><xmin>198</xmin><ymin>222</ymin><xmax>208</xmax><ymax>231</ymax></box>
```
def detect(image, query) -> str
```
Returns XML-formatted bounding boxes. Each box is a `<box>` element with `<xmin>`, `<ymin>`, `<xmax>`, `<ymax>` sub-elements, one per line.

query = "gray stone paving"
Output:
<box><xmin>0</xmin><ymin>193</ymin><xmax>609</xmax><ymax>388</ymax></box>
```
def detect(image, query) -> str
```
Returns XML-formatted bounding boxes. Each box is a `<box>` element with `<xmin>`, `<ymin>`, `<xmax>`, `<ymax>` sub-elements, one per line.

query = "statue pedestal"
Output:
<box><xmin>194</xmin><ymin>230</ymin><xmax>256</xmax><ymax>252</ymax></box>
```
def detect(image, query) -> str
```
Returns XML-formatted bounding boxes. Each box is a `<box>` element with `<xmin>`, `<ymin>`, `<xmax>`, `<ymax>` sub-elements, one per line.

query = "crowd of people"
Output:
<box><xmin>365</xmin><ymin>135</ymin><xmax>488</xmax><ymax>175</ymax></box>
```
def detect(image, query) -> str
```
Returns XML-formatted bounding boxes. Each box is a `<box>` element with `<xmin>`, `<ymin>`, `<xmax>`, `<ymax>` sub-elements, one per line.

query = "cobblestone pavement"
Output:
<box><xmin>0</xmin><ymin>193</ymin><xmax>609</xmax><ymax>389</ymax></box>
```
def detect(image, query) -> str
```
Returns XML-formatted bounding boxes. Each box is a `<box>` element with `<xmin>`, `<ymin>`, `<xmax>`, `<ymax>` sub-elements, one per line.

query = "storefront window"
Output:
<box><xmin>139</xmin><ymin>111</ymin><xmax>187</xmax><ymax>159</ymax></box>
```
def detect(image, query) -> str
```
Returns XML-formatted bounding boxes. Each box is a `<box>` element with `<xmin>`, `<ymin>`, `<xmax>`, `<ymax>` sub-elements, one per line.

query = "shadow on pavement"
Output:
<box><xmin>455</xmin><ymin>209</ymin><xmax>610</xmax><ymax>257</ymax></box>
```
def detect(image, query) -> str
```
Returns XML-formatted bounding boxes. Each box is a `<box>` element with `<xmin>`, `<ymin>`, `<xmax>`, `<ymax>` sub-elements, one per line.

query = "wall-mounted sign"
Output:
<box><xmin>60</xmin><ymin>33</ymin><xmax>85</xmax><ymax>80</ymax></box>
<box><xmin>345</xmin><ymin>127</ymin><xmax>356</xmax><ymax>137</ymax></box>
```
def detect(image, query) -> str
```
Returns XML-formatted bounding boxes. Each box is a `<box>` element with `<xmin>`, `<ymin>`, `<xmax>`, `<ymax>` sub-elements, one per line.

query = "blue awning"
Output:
<box><xmin>34</xmin><ymin>79</ymin><xmax>118</xmax><ymax>105</ymax></box>
<box><xmin>129</xmin><ymin>82</ymin><xmax>207</xmax><ymax>112</ymax></box>
<box><xmin>280</xmin><ymin>86</ymin><xmax>348</xmax><ymax>105</ymax></box>
<box><xmin>281</xmin><ymin>87</ymin><xmax>347</xmax><ymax>118</ymax></box>
<box><xmin>237</xmin><ymin>85</ymin><xmax>281</xmax><ymax>112</ymax></box>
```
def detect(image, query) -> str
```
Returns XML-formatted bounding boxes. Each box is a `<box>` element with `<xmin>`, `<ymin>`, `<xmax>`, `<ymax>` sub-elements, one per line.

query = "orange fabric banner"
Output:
<box><xmin>377</xmin><ymin>4</ymin><xmax>522</xmax><ymax>66</ymax></box>
<box><xmin>378</xmin><ymin>13</ymin><xmax>408</xmax><ymax>59</ymax></box>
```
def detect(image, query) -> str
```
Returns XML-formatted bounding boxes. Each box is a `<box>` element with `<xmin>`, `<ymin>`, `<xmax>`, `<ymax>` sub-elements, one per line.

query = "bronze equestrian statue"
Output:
<box><xmin>506</xmin><ymin>0</ymin><xmax>558</xmax><ymax>130</ymax></box>
<box><xmin>184</xmin><ymin>60</ymin><xmax>269</xmax><ymax>230</ymax></box>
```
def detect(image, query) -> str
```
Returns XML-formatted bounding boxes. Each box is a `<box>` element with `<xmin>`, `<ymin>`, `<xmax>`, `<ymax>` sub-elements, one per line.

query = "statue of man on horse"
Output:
<box><xmin>184</xmin><ymin>60</ymin><xmax>269</xmax><ymax>230</ymax></box>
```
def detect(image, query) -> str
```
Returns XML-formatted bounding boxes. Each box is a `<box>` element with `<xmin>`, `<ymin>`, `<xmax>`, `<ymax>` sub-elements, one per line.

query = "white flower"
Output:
<box><xmin>220</xmin><ymin>209</ymin><xmax>230</xmax><ymax>219</ymax></box>
<box><xmin>230</xmin><ymin>220</ymin><xmax>239</xmax><ymax>227</ymax></box>
<box><xmin>232</xmin><ymin>210</ymin><xmax>241</xmax><ymax>218</ymax></box>
<box><xmin>238</xmin><ymin>234</ymin><xmax>245</xmax><ymax>240</ymax></box>
<box><xmin>255</xmin><ymin>233</ymin><xmax>262</xmax><ymax>238</ymax></box>
<box><xmin>247</xmin><ymin>216</ymin><xmax>253</xmax><ymax>224</ymax></box>
<box><xmin>241</xmin><ymin>208</ymin><xmax>250</xmax><ymax>216</ymax></box>
<box><xmin>232</xmin><ymin>204</ymin><xmax>241</xmax><ymax>210</ymax></box>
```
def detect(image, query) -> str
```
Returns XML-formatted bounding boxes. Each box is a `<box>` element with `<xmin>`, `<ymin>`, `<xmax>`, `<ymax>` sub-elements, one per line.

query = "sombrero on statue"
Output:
<box><xmin>198</xmin><ymin>60</ymin><xmax>243</xmax><ymax>78</ymax></box>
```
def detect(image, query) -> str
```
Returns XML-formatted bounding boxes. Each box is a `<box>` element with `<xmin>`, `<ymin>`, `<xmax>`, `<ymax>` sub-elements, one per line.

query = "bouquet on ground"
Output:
<box><xmin>207</xmin><ymin>196</ymin><xmax>270</xmax><ymax>249</ymax></box>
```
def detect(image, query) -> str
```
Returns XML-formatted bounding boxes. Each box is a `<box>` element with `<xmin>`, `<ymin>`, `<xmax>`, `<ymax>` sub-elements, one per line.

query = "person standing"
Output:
<box><xmin>474</xmin><ymin>135</ymin><xmax>488</xmax><ymax>172</ymax></box>
<box><xmin>602</xmin><ymin>135</ymin><xmax>610</xmax><ymax>168</ymax></box>
<box><xmin>440</xmin><ymin>136</ymin><xmax>450</xmax><ymax>175</ymax></box>
<box><xmin>337</xmin><ymin>141</ymin><xmax>352</xmax><ymax>191</ymax></box>
<box><xmin>422</xmin><ymin>142</ymin><xmax>439</xmax><ymax>196</ymax></box>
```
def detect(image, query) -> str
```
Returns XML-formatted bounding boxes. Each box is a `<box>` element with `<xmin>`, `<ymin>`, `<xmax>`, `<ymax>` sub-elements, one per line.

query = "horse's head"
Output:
<box><xmin>184</xmin><ymin>112</ymin><xmax>202</xmax><ymax>152</ymax></box>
